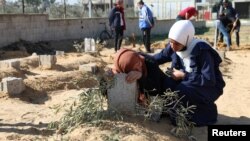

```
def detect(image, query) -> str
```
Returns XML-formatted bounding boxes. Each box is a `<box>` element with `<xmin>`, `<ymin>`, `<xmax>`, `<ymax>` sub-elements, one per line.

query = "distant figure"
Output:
<box><xmin>219</xmin><ymin>0</ymin><xmax>241</xmax><ymax>47</ymax></box>
<box><xmin>109</xmin><ymin>0</ymin><xmax>126</xmax><ymax>52</ymax></box>
<box><xmin>137</xmin><ymin>0</ymin><xmax>155</xmax><ymax>53</ymax></box>
<box><xmin>176</xmin><ymin>7</ymin><xmax>198</xmax><ymax>21</ymax></box>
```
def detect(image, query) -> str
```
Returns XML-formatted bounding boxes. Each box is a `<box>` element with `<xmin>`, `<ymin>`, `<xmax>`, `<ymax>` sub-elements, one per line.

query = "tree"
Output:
<box><xmin>22</xmin><ymin>0</ymin><xmax>24</xmax><ymax>13</ymax></box>
<box><xmin>18</xmin><ymin>0</ymin><xmax>41</xmax><ymax>13</ymax></box>
<box><xmin>26</xmin><ymin>0</ymin><xmax>42</xmax><ymax>13</ymax></box>
<box><xmin>50</xmin><ymin>0</ymin><xmax>56</xmax><ymax>4</ymax></box>
<box><xmin>26</xmin><ymin>0</ymin><xmax>42</xmax><ymax>6</ymax></box>
<box><xmin>63</xmin><ymin>0</ymin><xmax>67</xmax><ymax>18</ymax></box>
<box><xmin>0</xmin><ymin>0</ymin><xmax>6</xmax><ymax>13</ymax></box>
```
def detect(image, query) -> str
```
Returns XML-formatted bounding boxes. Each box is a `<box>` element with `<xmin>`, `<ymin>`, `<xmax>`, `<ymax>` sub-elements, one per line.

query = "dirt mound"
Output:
<box><xmin>0</xmin><ymin>51</ymin><xmax>29</xmax><ymax>60</ymax></box>
<box><xmin>1</xmin><ymin>40</ymin><xmax>55</xmax><ymax>55</ymax></box>
<box><xmin>151</xmin><ymin>41</ymin><xmax>167</xmax><ymax>49</ymax></box>
<box><xmin>16</xmin><ymin>71</ymin><xmax>98</xmax><ymax>104</ymax></box>
<box><xmin>24</xmin><ymin>71</ymin><xmax>98</xmax><ymax>92</ymax></box>
<box><xmin>68</xmin><ymin>119</ymin><xmax>175</xmax><ymax>141</ymax></box>
<box><xmin>0</xmin><ymin>68</ymin><xmax>24</xmax><ymax>81</ymax></box>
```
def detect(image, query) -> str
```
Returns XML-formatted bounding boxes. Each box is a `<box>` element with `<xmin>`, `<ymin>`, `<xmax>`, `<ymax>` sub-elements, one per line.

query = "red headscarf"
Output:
<box><xmin>114</xmin><ymin>48</ymin><xmax>147</xmax><ymax>76</ymax></box>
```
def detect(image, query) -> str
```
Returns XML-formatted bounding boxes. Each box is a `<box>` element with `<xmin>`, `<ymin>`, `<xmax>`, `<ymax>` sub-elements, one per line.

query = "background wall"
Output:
<box><xmin>0</xmin><ymin>14</ymin><xmax>206</xmax><ymax>48</ymax></box>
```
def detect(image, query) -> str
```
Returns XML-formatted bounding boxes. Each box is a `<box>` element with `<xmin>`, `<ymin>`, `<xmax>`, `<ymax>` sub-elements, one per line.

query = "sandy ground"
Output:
<box><xmin>0</xmin><ymin>44</ymin><xmax>250</xmax><ymax>141</ymax></box>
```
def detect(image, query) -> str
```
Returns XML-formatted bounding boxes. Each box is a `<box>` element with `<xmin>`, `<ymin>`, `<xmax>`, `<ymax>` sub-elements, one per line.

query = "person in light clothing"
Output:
<box><xmin>137</xmin><ymin>0</ymin><xmax>154</xmax><ymax>53</ymax></box>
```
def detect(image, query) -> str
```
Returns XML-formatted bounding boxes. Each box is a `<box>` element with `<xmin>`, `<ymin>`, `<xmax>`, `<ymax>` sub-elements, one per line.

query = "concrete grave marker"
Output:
<box><xmin>0</xmin><ymin>77</ymin><xmax>25</xmax><ymax>95</ymax></box>
<box><xmin>56</xmin><ymin>51</ymin><xmax>65</xmax><ymax>56</ymax></box>
<box><xmin>0</xmin><ymin>59</ymin><xmax>20</xmax><ymax>70</ymax></box>
<box><xmin>107</xmin><ymin>73</ymin><xmax>138</xmax><ymax>114</ymax></box>
<box><xmin>39</xmin><ymin>55</ymin><xmax>57</xmax><ymax>69</ymax></box>
<box><xmin>84</xmin><ymin>38</ymin><xmax>96</xmax><ymax>52</ymax></box>
<box><xmin>79</xmin><ymin>63</ymin><xmax>98</xmax><ymax>74</ymax></box>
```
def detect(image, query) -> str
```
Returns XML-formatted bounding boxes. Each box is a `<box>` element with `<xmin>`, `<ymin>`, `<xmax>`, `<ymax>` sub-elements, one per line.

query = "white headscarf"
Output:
<box><xmin>169</xmin><ymin>20</ymin><xmax>196</xmax><ymax>73</ymax></box>
<box><xmin>168</xmin><ymin>20</ymin><xmax>195</xmax><ymax>47</ymax></box>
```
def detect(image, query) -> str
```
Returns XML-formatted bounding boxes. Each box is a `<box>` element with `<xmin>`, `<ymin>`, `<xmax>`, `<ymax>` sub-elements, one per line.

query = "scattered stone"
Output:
<box><xmin>56</xmin><ymin>51</ymin><xmax>64</xmax><ymax>56</ymax></box>
<box><xmin>79</xmin><ymin>63</ymin><xmax>98</xmax><ymax>74</ymax></box>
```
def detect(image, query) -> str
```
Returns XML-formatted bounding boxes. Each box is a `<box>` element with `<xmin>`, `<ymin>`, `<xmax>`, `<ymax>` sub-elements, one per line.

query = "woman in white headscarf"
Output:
<box><xmin>153</xmin><ymin>20</ymin><xmax>225</xmax><ymax>126</ymax></box>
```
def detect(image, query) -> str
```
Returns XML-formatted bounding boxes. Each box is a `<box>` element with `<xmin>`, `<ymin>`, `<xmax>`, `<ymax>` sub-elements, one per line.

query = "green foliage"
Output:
<box><xmin>102</xmin><ymin>129</ymin><xmax>120</xmax><ymax>141</ymax></box>
<box><xmin>73</xmin><ymin>41</ymin><xmax>84</xmax><ymax>53</ymax></box>
<box><xmin>25</xmin><ymin>0</ymin><xmax>42</xmax><ymax>6</ymax></box>
<box><xmin>48</xmin><ymin>76</ymin><xmax>120</xmax><ymax>134</ymax></box>
<box><xmin>50</xmin><ymin>0</ymin><xmax>56</xmax><ymax>4</ymax></box>
<box><xmin>138</xmin><ymin>89</ymin><xmax>197</xmax><ymax>139</ymax></box>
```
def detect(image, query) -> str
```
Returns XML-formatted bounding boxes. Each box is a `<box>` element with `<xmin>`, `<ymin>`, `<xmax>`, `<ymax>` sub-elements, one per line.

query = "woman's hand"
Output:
<box><xmin>105</xmin><ymin>67</ymin><xmax>118</xmax><ymax>77</ymax></box>
<box><xmin>172</xmin><ymin>68</ymin><xmax>185</xmax><ymax>80</ymax></box>
<box><xmin>126</xmin><ymin>71</ymin><xmax>142</xmax><ymax>83</ymax></box>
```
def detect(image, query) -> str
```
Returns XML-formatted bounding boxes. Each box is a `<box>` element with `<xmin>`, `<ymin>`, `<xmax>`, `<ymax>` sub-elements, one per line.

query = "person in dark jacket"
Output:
<box><xmin>137</xmin><ymin>0</ymin><xmax>154</xmax><ymax>53</ymax></box>
<box><xmin>215</xmin><ymin>0</ymin><xmax>231</xmax><ymax>51</ymax></box>
<box><xmin>109</xmin><ymin>0</ymin><xmax>126</xmax><ymax>52</ymax></box>
<box><xmin>219</xmin><ymin>0</ymin><xmax>241</xmax><ymax>47</ymax></box>
<box><xmin>153</xmin><ymin>20</ymin><xmax>225</xmax><ymax>126</ymax></box>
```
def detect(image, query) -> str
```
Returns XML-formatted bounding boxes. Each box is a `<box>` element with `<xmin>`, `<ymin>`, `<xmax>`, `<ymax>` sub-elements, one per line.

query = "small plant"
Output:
<box><xmin>169</xmin><ymin>102</ymin><xmax>196</xmax><ymax>138</ymax></box>
<box><xmin>144</xmin><ymin>94</ymin><xmax>164</xmax><ymax>122</ymax></box>
<box><xmin>102</xmin><ymin>129</ymin><xmax>120</xmax><ymax>141</ymax></box>
<box><xmin>73</xmin><ymin>41</ymin><xmax>84</xmax><ymax>53</ymax></box>
<box><xmin>137</xmin><ymin>89</ymin><xmax>196</xmax><ymax>139</ymax></box>
<box><xmin>48</xmin><ymin>76</ymin><xmax>120</xmax><ymax>134</ymax></box>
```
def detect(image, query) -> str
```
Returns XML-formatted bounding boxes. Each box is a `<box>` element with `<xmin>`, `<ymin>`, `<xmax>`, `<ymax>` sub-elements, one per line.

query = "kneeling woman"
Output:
<box><xmin>111</xmin><ymin>48</ymin><xmax>167</xmax><ymax>97</ymax></box>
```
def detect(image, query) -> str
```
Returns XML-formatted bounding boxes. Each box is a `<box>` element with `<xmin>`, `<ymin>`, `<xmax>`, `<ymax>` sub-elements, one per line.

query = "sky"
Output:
<box><xmin>7</xmin><ymin>0</ymin><xmax>79</xmax><ymax>5</ymax></box>
<box><xmin>57</xmin><ymin>0</ymin><xmax>79</xmax><ymax>4</ymax></box>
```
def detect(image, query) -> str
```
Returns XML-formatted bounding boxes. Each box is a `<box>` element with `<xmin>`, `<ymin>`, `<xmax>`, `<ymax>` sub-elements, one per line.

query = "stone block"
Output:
<box><xmin>79</xmin><ymin>63</ymin><xmax>98</xmax><ymax>74</ymax></box>
<box><xmin>84</xmin><ymin>38</ymin><xmax>96</xmax><ymax>52</ymax></box>
<box><xmin>56</xmin><ymin>51</ymin><xmax>65</xmax><ymax>56</ymax></box>
<box><xmin>107</xmin><ymin>73</ymin><xmax>138</xmax><ymax>114</ymax></box>
<box><xmin>0</xmin><ymin>59</ymin><xmax>20</xmax><ymax>70</ymax></box>
<box><xmin>39</xmin><ymin>55</ymin><xmax>57</xmax><ymax>69</ymax></box>
<box><xmin>0</xmin><ymin>77</ymin><xmax>25</xmax><ymax>95</ymax></box>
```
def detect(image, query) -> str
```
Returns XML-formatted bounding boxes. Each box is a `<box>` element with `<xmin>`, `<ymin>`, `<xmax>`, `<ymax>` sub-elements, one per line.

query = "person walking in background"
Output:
<box><xmin>220</xmin><ymin>0</ymin><xmax>241</xmax><ymax>48</ymax></box>
<box><xmin>176</xmin><ymin>7</ymin><xmax>198</xmax><ymax>21</ymax></box>
<box><xmin>137</xmin><ymin>0</ymin><xmax>154</xmax><ymax>53</ymax></box>
<box><xmin>215</xmin><ymin>19</ymin><xmax>231</xmax><ymax>50</ymax></box>
<box><xmin>109</xmin><ymin>0</ymin><xmax>126</xmax><ymax>52</ymax></box>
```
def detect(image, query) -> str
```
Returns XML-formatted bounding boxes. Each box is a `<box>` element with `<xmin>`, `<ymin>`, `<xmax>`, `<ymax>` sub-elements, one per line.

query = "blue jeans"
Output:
<box><xmin>215</xmin><ymin>20</ymin><xmax>231</xmax><ymax>48</ymax></box>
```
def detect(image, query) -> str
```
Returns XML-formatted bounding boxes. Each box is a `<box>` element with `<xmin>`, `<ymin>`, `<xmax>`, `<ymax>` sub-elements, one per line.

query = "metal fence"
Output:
<box><xmin>0</xmin><ymin>0</ymin><xmax>221</xmax><ymax>20</ymax></box>
<box><xmin>0</xmin><ymin>0</ymin><xmax>136</xmax><ymax>19</ymax></box>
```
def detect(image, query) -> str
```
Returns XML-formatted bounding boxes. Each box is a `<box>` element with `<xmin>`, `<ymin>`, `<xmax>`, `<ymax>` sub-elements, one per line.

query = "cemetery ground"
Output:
<box><xmin>0</xmin><ymin>35</ymin><xmax>250</xmax><ymax>141</ymax></box>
